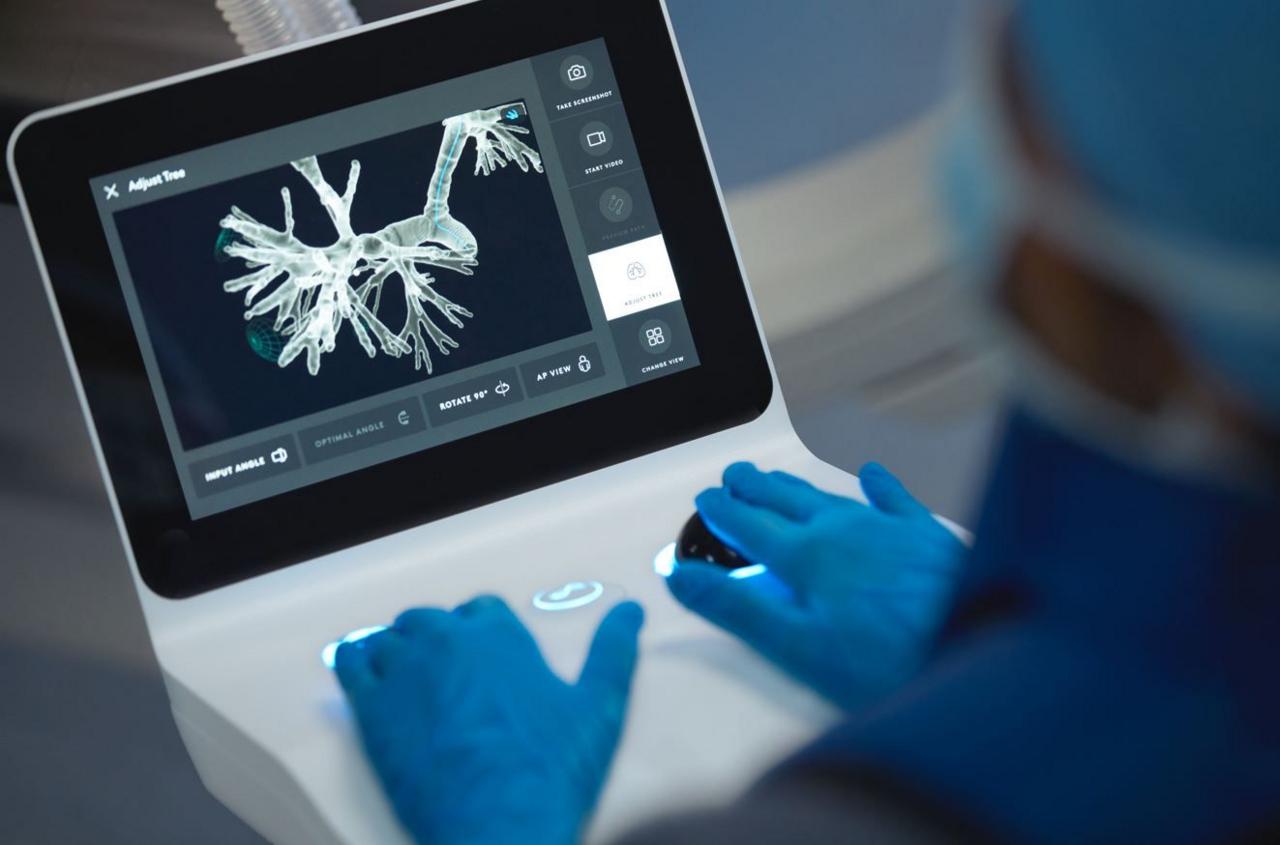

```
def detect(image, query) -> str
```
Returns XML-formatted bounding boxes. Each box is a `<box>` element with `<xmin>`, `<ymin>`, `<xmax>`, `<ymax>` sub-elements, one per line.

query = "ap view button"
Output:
<box><xmin>299</xmin><ymin>399</ymin><xmax>427</xmax><ymax>464</ymax></box>
<box><xmin>520</xmin><ymin>343</ymin><xmax>605</xmax><ymax>398</ymax></box>
<box><xmin>189</xmin><ymin>435</ymin><xmax>300</xmax><ymax>498</ymax></box>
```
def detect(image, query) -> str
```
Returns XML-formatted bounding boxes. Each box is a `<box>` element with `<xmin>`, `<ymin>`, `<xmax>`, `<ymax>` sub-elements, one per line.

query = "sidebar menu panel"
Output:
<box><xmin>532</xmin><ymin>41</ymin><xmax>700</xmax><ymax>385</ymax></box>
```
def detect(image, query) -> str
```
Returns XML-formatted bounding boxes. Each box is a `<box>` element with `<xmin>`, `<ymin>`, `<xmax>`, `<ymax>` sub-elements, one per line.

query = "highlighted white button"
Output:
<box><xmin>321</xmin><ymin>625</ymin><xmax>387</xmax><ymax>669</ymax></box>
<box><xmin>533</xmin><ymin>580</ymin><xmax>605</xmax><ymax>612</ymax></box>
<box><xmin>588</xmin><ymin>234</ymin><xmax>681</xmax><ymax>321</ymax></box>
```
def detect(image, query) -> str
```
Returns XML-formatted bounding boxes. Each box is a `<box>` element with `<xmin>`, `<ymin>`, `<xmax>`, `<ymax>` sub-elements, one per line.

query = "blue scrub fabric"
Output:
<box><xmin>784</xmin><ymin>409</ymin><xmax>1280</xmax><ymax>843</ymax></box>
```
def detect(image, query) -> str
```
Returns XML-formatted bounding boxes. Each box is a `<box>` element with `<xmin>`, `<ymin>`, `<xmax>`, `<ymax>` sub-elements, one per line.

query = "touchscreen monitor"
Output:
<box><xmin>11</xmin><ymin>0</ymin><xmax>772</xmax><ymax>596</ymax></box>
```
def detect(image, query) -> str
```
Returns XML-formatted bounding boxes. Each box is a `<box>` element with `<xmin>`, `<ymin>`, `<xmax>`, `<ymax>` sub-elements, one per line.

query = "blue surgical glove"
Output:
<box><xmin>333</xmin><ymin>596</ymin><xmax>644</xmax><ymax>845</ymax></box>
<box><xmin>667</xmin><ymin>462</ymin><xmax>964</xmax><ymax>710</ymax></box>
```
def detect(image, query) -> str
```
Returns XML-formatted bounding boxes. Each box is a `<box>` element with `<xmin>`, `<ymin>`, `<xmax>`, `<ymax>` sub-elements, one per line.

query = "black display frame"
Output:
<box><xmin>8</xmin><ymin>0</ymin><xmax>773</xmax><ymax>598</ymax></box>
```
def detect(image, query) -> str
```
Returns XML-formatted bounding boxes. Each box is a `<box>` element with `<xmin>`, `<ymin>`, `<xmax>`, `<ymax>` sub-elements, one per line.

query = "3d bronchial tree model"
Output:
<box><xmin>217</xmin><ymin>103</ymin><xmax>542</xmax><ymax>375</ymax></box>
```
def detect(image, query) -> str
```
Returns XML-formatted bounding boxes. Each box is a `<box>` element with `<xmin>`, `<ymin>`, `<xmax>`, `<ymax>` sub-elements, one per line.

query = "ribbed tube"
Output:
<box><xmin>216</xmin><ymin>0</ymin><xmax>362</xmax><ymax>55</ymax></box>
<box><xmin>292</xmin><ymin>0</ymin><xmax>363</xmax><ymax>40</ymax></box>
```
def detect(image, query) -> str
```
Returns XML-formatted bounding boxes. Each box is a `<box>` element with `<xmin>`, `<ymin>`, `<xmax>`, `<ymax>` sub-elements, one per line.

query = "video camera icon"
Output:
<box><xmin>579</xmin><ymin>120</ymin><xmax>614</xmax><ymax>157</ymax></box>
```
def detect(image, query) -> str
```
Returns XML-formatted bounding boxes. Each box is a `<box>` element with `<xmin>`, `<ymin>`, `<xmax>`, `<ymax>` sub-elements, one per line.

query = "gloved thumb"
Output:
<box><xmin>666</xmin><ymin>562</ymin><xmax>808</xmax><ymax>668</ymax></box>
<box><xmin>578</xmin><ymin>601</ymin><xmax>645</xmax><ymax>704</ymax></box>
<box><xmin>859</xmin><ymin>462</ymin><xmax>928</xmax><ymax>519</ymax></box>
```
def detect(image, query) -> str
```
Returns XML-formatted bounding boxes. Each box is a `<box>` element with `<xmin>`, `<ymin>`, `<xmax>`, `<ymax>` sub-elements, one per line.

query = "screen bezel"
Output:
<box><xmin>9</xmin><ymin>0</ymin><xmax>773</xmax><ymax>598</ymax></box>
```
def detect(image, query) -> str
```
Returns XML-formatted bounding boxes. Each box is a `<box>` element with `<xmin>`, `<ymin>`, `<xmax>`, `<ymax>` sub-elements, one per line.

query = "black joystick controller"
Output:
<box><xmin>676</xmin><ymin>512</ymin><xmax>749</xmax><ymax>570</ymax></box>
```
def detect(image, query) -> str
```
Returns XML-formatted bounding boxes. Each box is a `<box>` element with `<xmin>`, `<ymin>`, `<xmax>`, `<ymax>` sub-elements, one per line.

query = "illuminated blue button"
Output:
<box><xmin>653</xmin><ymin>542</ymin><xmax>677</xmax><ymax>577</ymax></box>
<box><xmin>321</xmin><ymin>624</ymin><xmax>387</xmax><ymax>669</ymax></box>
<box><xmin>532</xmin><ymin>580</ymin><xmax>605</xmax><ymax>612</ymax></box>
<box><xmin>729</xmin><ymin>564</ymin><xmax>768</xmax><ymax>580</ymax></box>
<box><xmin>653</xmin><ymin>540</ymin><xmax>767</xmax><ymax>580</ymax></box>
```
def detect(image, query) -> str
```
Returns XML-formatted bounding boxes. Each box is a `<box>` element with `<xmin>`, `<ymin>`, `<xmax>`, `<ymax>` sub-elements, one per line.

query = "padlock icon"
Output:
<box><xmin>578</xmin><ymin>354</ymin><xmax>592</xmax><ymax>373</ymax></box>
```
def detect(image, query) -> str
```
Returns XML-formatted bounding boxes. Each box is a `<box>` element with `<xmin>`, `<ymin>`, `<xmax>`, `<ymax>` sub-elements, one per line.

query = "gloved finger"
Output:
<box><xmin>455</xmin><ymin>593</ymin><xmax>544</xmax><ymax>662</ymax></box>
<box><xmin>695</xmin><ymin>487</ymin><xmax>797</xmax><ymax>567</ymax></box>
<box><xmin>393</xmin><ymin>607</ymin><xmax>452</xmax><ymax>641</ymax></box>
<box><xmin>453</xmin><ymin>594</ymin><xmax>510</xmax><ymax>617</ymax></box>
<box><xmin>578</xmin><ymin>600</ymin><xmax>645</xmax><ymax>705</ymax></box>
<box><xmin>363</xmin><ymin>627</ymin><xmax>414</xmax><ymax>677</ymax></box>
<box><xmin>858</xmin><ymin>462</ymin><xmax>930</xmax><ymax>520</ymax></box>
<box><xmin>722</xmin><ymin>463</ymin><xmax>846</xmax><ymax>522</ymax></box>
<box><xmin>666</xmin><ymin>562</ymin><xmax>808</xmax><ymax>664</ymax></box>
<box><xmin>333</xmin><ymin>639</ymin><xmax>377</xmax><ymax>696</ymax></box>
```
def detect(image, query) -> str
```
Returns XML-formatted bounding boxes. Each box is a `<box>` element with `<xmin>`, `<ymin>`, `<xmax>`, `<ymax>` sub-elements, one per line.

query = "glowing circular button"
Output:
<box><xmin>321</xmin><ymin>624</ymin><xmax>388</xmax><ymax>670</ymax></box>
<box><xmin>532</xmin><ymin>580</ymin><xmax>605</xmax><ymax>612</ymax></box>
<box><xmin>653</xmin><ymin>542</ymin><xmax>677</xmax><ymax>577</ymax></box>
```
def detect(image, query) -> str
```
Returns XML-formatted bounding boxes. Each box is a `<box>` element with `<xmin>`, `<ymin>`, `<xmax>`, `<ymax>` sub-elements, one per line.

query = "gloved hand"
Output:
<box><xmin>667</xmin><ymin>462</ymin><xmax>964</xmax><ymax>710</ymax></box>
<box><xmin>334</xmin><ymin>596</ymin><xmax>644</xmax><ymax>845</ymax></box>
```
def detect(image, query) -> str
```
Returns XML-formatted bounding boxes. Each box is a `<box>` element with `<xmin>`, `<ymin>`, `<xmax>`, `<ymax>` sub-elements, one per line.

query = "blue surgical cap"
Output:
<box><xmin>1011</xmin><ymin>2</ymin><xmax>1280</xmax><ymax>419</ymax></box>
<box><xmin>1013</xmin><ymin>2</ymin><xmax>1280</xmax><ymax>253</ymax></box>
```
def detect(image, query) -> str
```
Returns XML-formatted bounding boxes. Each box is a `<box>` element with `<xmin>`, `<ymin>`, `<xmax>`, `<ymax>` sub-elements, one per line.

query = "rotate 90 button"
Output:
<box><xmin>422</xmin><ymin>367</ymin><xmax>524</xmax><ymax>427</ymax></box>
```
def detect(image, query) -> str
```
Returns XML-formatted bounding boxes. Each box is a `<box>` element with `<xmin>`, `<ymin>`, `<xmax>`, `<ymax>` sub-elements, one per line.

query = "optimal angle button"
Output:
<box><xmin>298</xmin><ymin>399</ymin><xmax>426</xmax><ymax>464</ymax></box>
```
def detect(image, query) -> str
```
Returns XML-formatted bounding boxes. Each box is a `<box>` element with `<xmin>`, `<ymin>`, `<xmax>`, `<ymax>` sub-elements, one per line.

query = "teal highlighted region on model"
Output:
<box><xmin>245</xmin><ymin>316</ymin><xmax>286</xmax><ymax>362</ymax></box>
<box><xmin>213</xmin><ymin>226</ymin><xmax>241</xmax><ymax>263</ymax></box>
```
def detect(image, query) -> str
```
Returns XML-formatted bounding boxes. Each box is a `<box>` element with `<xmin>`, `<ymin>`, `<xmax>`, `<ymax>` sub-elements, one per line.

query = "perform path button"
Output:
<box><xmin>520</xmin><ymin>343</ymin><xmax>605</xmax><ymax>398</ymax></box>
<box><xmin>423</xmin><ymin>367</ymin><xmax>523</xmax><ymax>427</ymax></box>
<box><xmin>299</xmin><ymin>399</ymin><xmax>426</xmax><ymax>464</ymax></box>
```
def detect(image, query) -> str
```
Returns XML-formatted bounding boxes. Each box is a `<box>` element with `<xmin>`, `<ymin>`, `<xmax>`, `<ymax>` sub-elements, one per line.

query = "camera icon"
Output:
<box><xmin>561</xmin><ymin>55</ymin><xmax>593</xmax><ymax>90</ymax></box>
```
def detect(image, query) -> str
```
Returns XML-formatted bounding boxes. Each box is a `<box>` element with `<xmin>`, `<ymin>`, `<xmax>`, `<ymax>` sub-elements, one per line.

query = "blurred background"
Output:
<box><xmin>0</xmin><ymin>1</ymin><xmax>1003</xmax><ymax>841</ymax></box>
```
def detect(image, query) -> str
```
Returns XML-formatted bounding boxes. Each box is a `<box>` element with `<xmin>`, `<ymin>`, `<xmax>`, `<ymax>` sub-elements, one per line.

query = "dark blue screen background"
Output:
<box><xmin>114</xmin><ymin>116</ymin><xmax>589</xmax><ymax>450</ymax></box>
